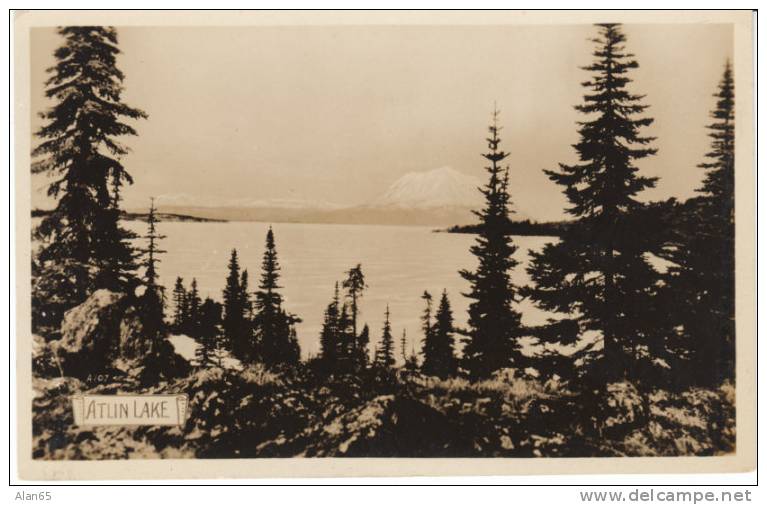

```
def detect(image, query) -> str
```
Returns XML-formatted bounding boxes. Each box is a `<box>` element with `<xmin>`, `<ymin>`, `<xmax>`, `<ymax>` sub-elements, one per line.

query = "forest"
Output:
<box><xmin>31</xmin><ymin>24</ymin><xmax>735</xmax><ymax>458</ymax></box>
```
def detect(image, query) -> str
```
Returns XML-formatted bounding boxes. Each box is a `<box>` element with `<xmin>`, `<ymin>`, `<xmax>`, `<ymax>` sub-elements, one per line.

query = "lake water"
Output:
<box><xmin>124</xmin><ymin>221</ymin><xmax>556</xmax><ymax>361</ymax></box>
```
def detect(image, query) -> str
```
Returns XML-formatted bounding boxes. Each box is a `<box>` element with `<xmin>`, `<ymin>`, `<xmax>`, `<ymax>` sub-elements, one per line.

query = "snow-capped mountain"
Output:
<box><xmin>373</xmin><ymin>166</ymin><xmax>482</xmax><ymax>209</ymax></box>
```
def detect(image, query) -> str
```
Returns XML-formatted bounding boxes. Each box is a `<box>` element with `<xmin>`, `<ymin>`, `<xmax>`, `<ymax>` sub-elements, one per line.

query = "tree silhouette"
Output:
<box><xmin>525</xmin><ymin>23</ymin><xmax>664</xmax><ymax>384</ymax></box>
<box><xmin>31</xmin><ymin>26</ymin><xmax>146</xmax><ymax>333</ymax></box>
<box><xmin>356</xmin><ymin>323</ymin><xmax>371</xmax><ymax>368</ymax></box>
<box><xmin>252</xmin><ymin>227</ymin><xmax>301</xmax><ymax>366</ymax></box>
<box><xmin>342</xmin><ymin>264</ymin><xmax>367</xmax><ymax>339</ymax></box>
<box><xmin>172</xmin><ymin>277</ymin><xmax>187</xmax><ymax>332</ymax></box>
<box><xmin>137</xmin><ymin>199</ymin><xmax>167</xmax><ymax>340</ymax></box>
<box><xmin>186</xmin><ymin>278</ymin><xmax>202</xmax><ymax>337</ymax></box>
<box><xmin>422</xmin><ymin>290</ymin><xmax>456</xmax><ymax>379</ymax></box>
<box><xmin>222</xmin><ymin>249</ymin><xmax>248</xmax><ymax>360</ymax></box>
<box><xmin>138</xmin><ymin>199</ymin><xmax>166</xmax><ymax>291</ymax></box>
<box><xmin>319</xmin><ymin>282</ymin><xmax>341</xmax><ymax>364</ymax></box>
<box><xmin>374</xmin><ymin>306</ymin><xmax>395</xmax><ymax>369</ymax></box>
<box><xmin>459</xmin><ymin>107</ymin><xmax>523</xmax><ymax>379</ymax></box>
<box><xmin>663</xmin><ymin>62</ymin><xmax>735</xmax><ymax>386</ymax></box>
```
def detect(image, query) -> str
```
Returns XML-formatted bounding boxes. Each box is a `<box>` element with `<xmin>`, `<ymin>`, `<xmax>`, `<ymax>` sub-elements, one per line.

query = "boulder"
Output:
<box><xmin>51</xmin><ymin>289</ymin><xmax>189</xmax><ymax>382</ymax></box>
<box><xmin>52</xmin><ymin>290</ymin><xmax>125</xmax><ymax>377</ymax></box>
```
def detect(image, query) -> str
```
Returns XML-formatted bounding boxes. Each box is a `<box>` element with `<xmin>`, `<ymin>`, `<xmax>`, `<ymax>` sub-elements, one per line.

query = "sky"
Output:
<box><xmin>30</xmin><ymin>23</ymin><xmax>733</xmax><ymax>222</ymax></box>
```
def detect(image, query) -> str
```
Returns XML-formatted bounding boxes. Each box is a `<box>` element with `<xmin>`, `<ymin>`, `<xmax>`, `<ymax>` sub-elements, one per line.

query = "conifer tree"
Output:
<box><xmin>138</xmin><ymin>199</ymin><xmax>166</xmax><ymax>292</ymax></box>
<box><xmin>664</xmin><ymin>62</ymin><xmax>735</xmax><ymax>385</ymax></box>
<box><xmin>137</xmin><ymin>199</ymin><xmax>167</xmax><ymax>339</ymax></box>
<box><xmin>420</xmin><ymin>290</ymin><xmax>433</xmax><ymax>344</ymax></box>
<box><xmin>319</xmin><ymin>282</ymin><xmax>341</xmax><ymax>364</ymax></box>
<box><xmin>252</xmin><ymin>227</ymin><xmax>301</xmax><ymax>366</ymax></box>
<box><xmin>374</xmin><ymin>306</ymin><xmax>395</xmax><ymax>369</ymax></box>
<box><xmin>92</xmin><ymin>175</ymin><xmax>140</xmax><ymax>294</ymax></box>
<box><xmin>31</xmin><ymin>26</ymin><xmax>147</xmax><ymax>332</ymax></box>
<box><xmin>187</xmin><ymin>278</ymin><xmax>202</xmax><ymax>337</ymax></box>
<box><xmin>172</xmin><ymin>277</ymin><xmax>187</xmax><ymax>331</ymax></box>
<box><xmin>240</xmin><ymin>270</ymin><xmax>252</xmax><ymax>318</ymax></box>
<box><xmin>525</xmin><ymin>23</ymin><xmax>662</xmax><ymax>384</ymax></box>
<box><xmin>422</xmin><ymin>290</ymin><xmax>457</xmax><ymax>379</ymax></box>
<box><xmin>356</xmin><ymin>323</ymin><xmax>371</xmax><ymax>368</ymax></box>
<box><xmin>459</xmin><ymin>108</ymin><xmax>523</xmax><ymax>379</ymax></box>
<box><xmin>342</xmin><ymin>264</ymin><xmax>367</xmax><ymax>338</ymax></box>
<box><xmin>400</xmin><ymin>329</ymin><xmax>408</xmax><ymax>364</ymax></box>
<box><xmin>222</xmin><ymin>249</ymin><xmax>248</xmax><ymax>359</ymax></box>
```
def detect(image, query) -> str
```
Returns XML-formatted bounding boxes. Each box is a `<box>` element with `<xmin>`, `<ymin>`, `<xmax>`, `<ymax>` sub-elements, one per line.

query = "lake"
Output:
<box><xmin>123</xmin><ymin>220</ymin><xmax>556</xmax><ymax>361</ymax></box>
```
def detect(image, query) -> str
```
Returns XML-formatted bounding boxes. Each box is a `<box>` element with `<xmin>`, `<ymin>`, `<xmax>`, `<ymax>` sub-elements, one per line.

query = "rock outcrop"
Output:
<box><xmin>51</xmin><ymin>289</ymin><xmax>189</xmax><ymax>382</ymax></box>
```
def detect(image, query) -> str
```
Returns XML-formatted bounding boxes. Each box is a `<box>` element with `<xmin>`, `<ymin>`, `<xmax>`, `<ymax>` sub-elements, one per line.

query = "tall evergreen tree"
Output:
<box><xmin>172</xmin><ymin>277</ymin><xmax>187</xmax><ymax>331</ymax></box>
<box><xmin>420</xmin><ymin>290</ymin><xmax>434</xmax><ymax>344</ymax></box>
<box><xmin>222</xmin><ymin>249</ymin><xmax>248</xmax><ymax>359</ymax></box>
<box><xmin>240</xmin><ymin>270</ymin><xmax>252</xmax><ymax>318</ymax></box>
<box><xmin>525</xmin><ymin>23</ymin><xmax>662</xmax><ymax>384</ymax></box>
<box><xmin>663</xmin><ymin>62</ymin><xmax>735</xmax><ymax>386</ymax></box>
<box><xmin>374</xmin><ymin>306</ymin><xmax>395</xmax><ymax>369</ymax></box>
<box><xmin>422</xmin><ymin>290</ymin><xmax>457</xmax><ymax>379</ymax></box>
<box><xmin>459</xmin><ymin>108</ymin><xmax>523</xmax><ymax>379</ymax></box>
<box><xmin>138</xmin><ymin>199</ymin><xmax>166</xmax><ymax>291</ymax></box>
<box><xmin>137</xmin><ymin>199</ymin><xmax>167</xmax><ymax>339</ymax></box>
<box><xmin>342</xmin><ymin>264</ymin><xmax>367</xmax><ymax>339</ymax></box>
<box><xmin>31</xmin><ymin>26</ymin><xmax>147</xmax><ymax>332</ymax></box>
<box><xmin>187</xmin><ymin>278</ymin><xmax>202</xmax><ymax>337</ymax></box>
<box><xmin>400</xmin><ymin>329</ymin><xmax>408</xmax><ymax>364</ymax></box>
<box><xmin>252</xmin><ymin>227</ymin><xmax>301</xmax><ymax>366</ymax></box>
<box><xmin>336</xmin><ymin>303</ymin><xmax>356</xmax><ymax>366</ymax></box>
<box><xmin>319</xmin><ymin>282</ymin><xmax>341</xmax><ymax>364</ymax></box>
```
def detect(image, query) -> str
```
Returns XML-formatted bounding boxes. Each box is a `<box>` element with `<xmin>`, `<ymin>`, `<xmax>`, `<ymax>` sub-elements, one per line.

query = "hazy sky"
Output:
<box><xmin>30</xmin><ymin>24</ymin><xmax>733</xmax><ymax>222</ymax></box>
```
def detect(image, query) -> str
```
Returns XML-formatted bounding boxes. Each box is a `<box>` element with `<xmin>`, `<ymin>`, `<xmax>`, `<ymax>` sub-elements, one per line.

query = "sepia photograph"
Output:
<box><xmin>12</xmin><ymin>9</ymin><xmax>756</xmax><ymax>480</ymax></box>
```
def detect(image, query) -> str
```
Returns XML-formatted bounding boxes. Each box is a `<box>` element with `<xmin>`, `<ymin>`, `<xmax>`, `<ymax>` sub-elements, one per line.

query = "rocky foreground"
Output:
<box><xmin>32</xmin><ymin>366</ymin><xmax>735</xmax><ymax>459</ymax></box>
<box><xmin>31</xmin><ymin>289</ymin><xmax>735</xmax><ymax>460</ymax></box>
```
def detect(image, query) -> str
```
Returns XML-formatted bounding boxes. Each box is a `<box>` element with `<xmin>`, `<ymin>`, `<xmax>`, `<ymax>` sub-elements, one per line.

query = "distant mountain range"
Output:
<box><xmin>142</xmin><ymin>166</ymin><xmax>530</xmax><ymax>227</ymax></box>
<box><xmin>31</xmin><ymin>209</ymin><xmax>225</xmax><ymax>223</ymax></box>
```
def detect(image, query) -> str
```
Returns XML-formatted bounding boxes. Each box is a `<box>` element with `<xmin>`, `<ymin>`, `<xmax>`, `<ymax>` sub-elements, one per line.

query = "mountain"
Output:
<box><xmin>373</xmin><ymin>166</ymin><xmax>482</xmax><ymax>209</ymax></box>
<box><xmin>146</xmin><ymin>166</ymin><xmax>511</xmax><ymax>226</ymax></box>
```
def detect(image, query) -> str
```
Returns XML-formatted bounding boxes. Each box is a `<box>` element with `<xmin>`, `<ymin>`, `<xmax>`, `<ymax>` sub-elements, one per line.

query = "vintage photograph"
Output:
<box><xmin>14</xmin><ymin>10</ymin><xmax>755</xmax><ymax>477</ymax></box>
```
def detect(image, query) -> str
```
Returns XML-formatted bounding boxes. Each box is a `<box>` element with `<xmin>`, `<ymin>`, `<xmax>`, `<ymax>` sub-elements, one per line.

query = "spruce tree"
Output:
<box><xmin>400</xmin><ymin>329</ymin><xmax>408</xmax><ymax>364</ymax></box>
<box><xmin>342</xmin><ymin>264</ymin><xmax>367</xmax><ymax>338</ymax></box>
<box><xmin>356</xmin><ymin>323</ymin><xmax>371</xmax><ymax>368</ymax></box>
<box><xmin>374</xmin><ymin>306</ymin><xmax>395</xmax><ymax>369</ymax></box>
<box><xmin>422</xmin><ymin>290</ymin><xmax>456</xmax><ymax>379</ymax></box>
<box><xmin>137</xmin><ymin>199</ymin><xmax>167</xmax><ymax>339</ymax></box>
<box><xmin>319</xmin><ymin>282</ymin><xmax>341</xmax><ymax>364</ymax></box>
<box><xmin>240</xmin><ymin>270</ymin><xmax>252</xmax><ymax>318</ymax></box>
<box><xmin>138</xmin><ymin>199</ymin><xmax>166</xmax><ymax>292</ymax></box>
<box><xmin>459</xmin><ymin>108</ymin><xmax>523</xmax><ymax>379</ymax></box>
<box><xmin>664</xmin><ymin>62</ymin><xmax>735</xmax><ymax>386</ymax></box>
<box><xmin>525</xmin><ymin>23</ymin><xmax>662</xmax><ymax>384</ymax></box>
<box><xmin>420</xmin><ymin>290</ymin><xmax>433</xmax><ymax>344</ymax></box>
<box><xmin>187</xmin><ymin>278</ymin><xmax>202</xmax><ymax>337</ymax></box>
<box><xmin>252</xmin><ymin>227</ymin><xmax>301</xmax><ymax>366</ymax></box>
<box><xmin>172</xmin><ymin>277</ymin><xmax>187</xmax><ymax>331</ymax></box>
<box><xmin>222</xmin><ymin>249</ymin><xmax>247</xmax><ymax>359</ymax></box>
<box><xmin>31</xmin><ymin>26</ymin><xmax>147</xmax><ymax>332</ymax></box>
